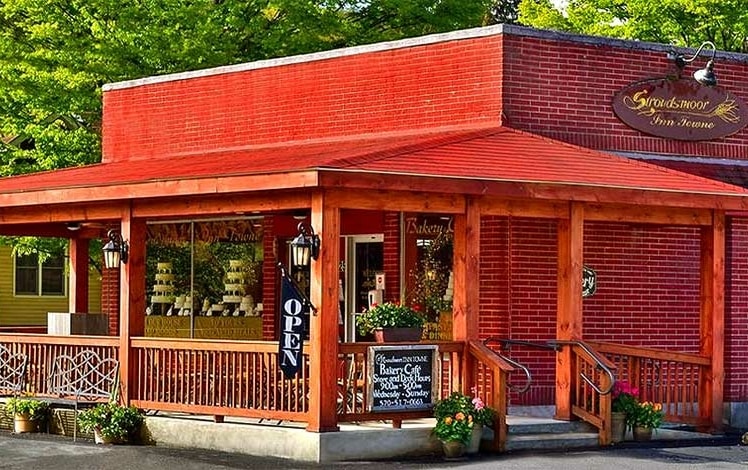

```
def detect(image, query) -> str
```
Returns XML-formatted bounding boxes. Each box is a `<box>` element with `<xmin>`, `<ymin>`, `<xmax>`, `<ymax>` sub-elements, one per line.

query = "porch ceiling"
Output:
<box><xmin>0</xmin><ymin>125</ymin><xmax>746</xmax><ymax>209</ymax></box>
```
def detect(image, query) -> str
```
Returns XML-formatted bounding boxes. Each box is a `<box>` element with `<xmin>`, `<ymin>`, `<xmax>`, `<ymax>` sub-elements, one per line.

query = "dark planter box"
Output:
<box><xmin>373</xmin><ymin>327</ymin><xmax>422</xmax><ymax>343</ymax></box>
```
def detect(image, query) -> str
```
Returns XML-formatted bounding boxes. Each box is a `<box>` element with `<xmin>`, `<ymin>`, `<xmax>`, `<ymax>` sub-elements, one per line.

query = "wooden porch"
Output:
<box><xmin>0</xmin><ymin>330</ymin><xmax>719</xmax><ymax>453</ymax></box>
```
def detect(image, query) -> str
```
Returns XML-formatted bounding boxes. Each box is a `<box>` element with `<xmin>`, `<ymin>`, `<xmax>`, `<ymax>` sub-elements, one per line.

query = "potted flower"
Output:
<box><xmin>77</xmin><ymin>402</ymin><xmax>144</xmax><ymax>444</ymax></box>
<box><xmin>628</xmin><ymin>400</ymin><xmax>664</xmax><ymax>441</ymax></box>
<box><xmin>356</xmin><ymin>301</ymin><xmax>426</xmax><ymax>342</ymax></box>
<box><xmin>6</xmin><ymin>397</ymin><xmax>48</xmax><ymax>433</ymax></box>
<box><xmin>468</xmin><ymin>392</ymin><xmax>495</xmax><ymax>454</ymax></box>
<box><xmin>611</xmin><ymin>380</ymin><xmax>638</xmax><ymax>442</ymax></box>
<box><xmin>432</xmin><ymin>391</ymin><xmax>495</xmax><ymax>457</ymax></box>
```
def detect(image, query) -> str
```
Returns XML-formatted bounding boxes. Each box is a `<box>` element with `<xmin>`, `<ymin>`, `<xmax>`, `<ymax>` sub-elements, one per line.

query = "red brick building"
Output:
<box><xmin>2</xmin><ymin>24</ymin><xmax>748</xmax><ymax>449</ymax></box>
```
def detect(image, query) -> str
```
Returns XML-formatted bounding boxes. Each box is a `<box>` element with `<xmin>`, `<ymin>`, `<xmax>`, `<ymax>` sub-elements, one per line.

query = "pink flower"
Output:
<box><xmin>472</xmin><ymin>397</ymin><xmax>485</xmax><ymax>411</ymax></box>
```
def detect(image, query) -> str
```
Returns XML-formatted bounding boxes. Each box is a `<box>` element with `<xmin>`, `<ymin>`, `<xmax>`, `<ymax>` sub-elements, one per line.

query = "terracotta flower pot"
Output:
<box><xmin>13</xmin><ymin>413</ymin><xmax>36</xmax><ymax>433</ymax></box>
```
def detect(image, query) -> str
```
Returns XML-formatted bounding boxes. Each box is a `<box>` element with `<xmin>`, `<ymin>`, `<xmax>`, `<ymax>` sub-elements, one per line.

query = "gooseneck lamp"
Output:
<box><xmin>671</xmin><ymin>41</ymin><xmax>718</xmax><ymax>86</ymax></box>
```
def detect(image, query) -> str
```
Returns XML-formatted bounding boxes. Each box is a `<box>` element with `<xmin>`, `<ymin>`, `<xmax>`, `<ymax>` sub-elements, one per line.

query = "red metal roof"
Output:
<box><xmin>0</xmin><ymin>126</ymin><xmax>745</xmax><ymax>199</ymax></box>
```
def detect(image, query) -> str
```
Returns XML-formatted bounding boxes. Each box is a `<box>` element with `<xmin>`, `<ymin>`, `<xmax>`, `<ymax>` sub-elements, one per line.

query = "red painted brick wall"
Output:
<box><xmin>583</xmin><ymin>222</ymin><xmax>701</xmax><ymax>351</ymax></box>
<box><xmin>501</xmin><ymin>33</ymin><xmax>748</xmax><ymax>158</ymax></box>
<box><xmin>102</xmin><ymin>36</ymin><xmax>503</xmax><ymax>163</ymax></box>
<box><xmin>102</xmin><ymin>267</ymin><xmax>120</xmax><ymax>336</ymax></box>
<box><xmin>481</xmin><ymin>217</ymin><xmax>704</xmax><ymax>406</ymax></box>
<box><xmin>726</xmin><ymin>217</ymin><xmax>748</xmax><ymax>402</ymax></box>
<box><xmin>383</xmin><ymin>212</ymin><xmax>401</xmax><ymax>301</ymax></box>
<box><xmin>261</xmin><ymin>216</ymin><xmax>277</xmax><ymax>340</ymax></box>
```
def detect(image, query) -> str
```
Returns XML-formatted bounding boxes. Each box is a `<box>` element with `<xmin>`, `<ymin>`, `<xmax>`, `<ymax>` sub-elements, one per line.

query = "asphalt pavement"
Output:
<box><xmin>2</xmin><ymin>430</ymin><xmax>748</xmax><ymax>470</ymax></box>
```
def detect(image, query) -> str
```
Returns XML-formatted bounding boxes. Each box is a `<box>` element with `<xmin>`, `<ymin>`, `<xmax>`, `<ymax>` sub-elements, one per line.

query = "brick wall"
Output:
<box><xmin>102</xmin><ymin>267</ymin><xmax>120</xmax><ymax>336</ymax></box>
<box><xmin>102</xmin><ymin>35</ymin><xmax>503</xmax><ymax>163</ymax></box>
<box><xmin>726</xmin><ymin>217</ymin><xmax>748</xmax><ymax>402</ymax></box>
<box><xmin>383</xmin><ymin>212</ymin><xmax>401</xmax><ymax>301</ymax></box>
<box><xmin>501</xmin><ymin>32</ymin><xmax>748</xmax><ymax>158</ymax></box>
<box><xmin>583</xmin><ymin>222</ymin><xmax>701</xmax><ymax>351</ymax></box>
<box><xmin>261</xmin><ymin>216</ymin><xmax>277</xmax><ymax>340</ymax></box>
<box><xmin>481</xmin><ymin>217</ymin><xmax>705</xmax><ymax>406</ymax></box>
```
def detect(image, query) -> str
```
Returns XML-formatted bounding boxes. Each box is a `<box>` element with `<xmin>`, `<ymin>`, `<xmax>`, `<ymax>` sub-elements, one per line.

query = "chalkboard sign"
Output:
<box><xmin>367</xmin><ymin>345</ymin><xmax>439</xmax><ymax>412</ymax></box>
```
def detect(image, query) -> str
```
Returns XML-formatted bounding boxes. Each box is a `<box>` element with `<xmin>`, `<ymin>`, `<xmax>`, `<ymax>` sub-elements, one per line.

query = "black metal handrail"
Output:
<box><xmin>485</xmin><ymin>337</ymin><xmax>558</xmax><ymax>352</ymax></box>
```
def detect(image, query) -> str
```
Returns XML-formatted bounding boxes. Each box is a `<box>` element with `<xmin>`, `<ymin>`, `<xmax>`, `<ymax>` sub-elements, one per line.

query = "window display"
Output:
<box><xmin>144</xmin><ymin>218</ymin><xmax>264</xmax><ymax>339</ymax></box>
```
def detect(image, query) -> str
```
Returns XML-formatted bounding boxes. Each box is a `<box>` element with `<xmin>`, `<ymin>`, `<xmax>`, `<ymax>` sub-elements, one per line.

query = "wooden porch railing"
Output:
<box><xmin>336</xmin><ymin>341</ymin><xmax>464</xmax><ymax>423</ymax></box>
<box><xmin>337</xmin><ymin>340</ymin><xmax>512</xmax><ymax>450</ymax></box>
<box><xmin>130</xmin><ymin>337</ymin><xmax>309</xmax><ymax>422</ymax></box>
<box><xmin>551</xmin><ymin>340</ymin><xmax>617</xmax><ymax>445</ymax></box>
<box><xmin>588</xmin><ymin>341</ymin><xmax>711</xmax><ymax>427</ymax></box>
<box><xmin>0</xmin><ymin>334</ymin><xmax>119</xmax><ymax>397</ymax></box>
<box><xmin>466</xmin><ymin>340</ymin><xmax>514</xmax><ymax>452</ymax></box>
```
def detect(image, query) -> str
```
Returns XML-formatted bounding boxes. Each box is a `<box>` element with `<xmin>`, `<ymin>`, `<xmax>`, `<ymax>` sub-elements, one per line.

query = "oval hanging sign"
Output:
<box><xmin>612</xmin><ymin>78</ymin><xmax>748</xmax><ymax>141</ymax></box>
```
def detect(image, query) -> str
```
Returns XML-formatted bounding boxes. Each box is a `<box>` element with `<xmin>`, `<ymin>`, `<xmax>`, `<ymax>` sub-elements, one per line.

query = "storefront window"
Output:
<box><xmin>402</xmin><ymin>214</ymin><xmax>453</xmax><ymax>321</ymax></box>
<box><xmin>145</xmin><ymin>218</ymin><xmax>264</xmax><ymax>339</ymax></box>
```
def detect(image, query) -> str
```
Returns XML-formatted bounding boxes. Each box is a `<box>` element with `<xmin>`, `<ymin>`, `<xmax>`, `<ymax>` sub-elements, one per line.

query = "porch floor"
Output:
<box><xmin>143</xmin><ymin>412</ymin><xmax>723</xmax><ymax>463</ymax></box>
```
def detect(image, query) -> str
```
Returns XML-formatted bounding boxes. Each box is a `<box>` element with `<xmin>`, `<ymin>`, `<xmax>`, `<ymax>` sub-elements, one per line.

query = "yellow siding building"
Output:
<box><xmin>0</xmin><ymin>246</ymin><xmax>102</xmax><ymax>326</ymax></box>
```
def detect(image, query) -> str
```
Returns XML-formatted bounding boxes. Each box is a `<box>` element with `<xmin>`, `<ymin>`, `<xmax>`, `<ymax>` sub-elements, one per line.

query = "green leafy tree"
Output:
<box><xmin>518</xmin><ymin>0</ymin><xmax>748</xmax><ymax>52</ymax></box>
<box><xmin>0</xmin><ymin>0</ymin><xmax>498</xmax><ymax>177</ymax></box>
<box><xmin>0</xmin><ymin>1</ymin><xmax>501</xmax><ymax>255</ymax></box>
<box><xmin>486</xmin><ymin>0</ymin><xmax>522</xmax><ymax>25</ymax></box>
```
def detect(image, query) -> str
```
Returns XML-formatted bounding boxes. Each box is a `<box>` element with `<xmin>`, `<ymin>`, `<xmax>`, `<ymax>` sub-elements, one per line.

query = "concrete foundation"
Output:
<box><xmin>143</xmin><ymin>416</ymin><xmax>441</xmax><ymax>463</ymax></box>
<box><xmin>725</xmin><ymin>402</ymin><xmax>748</xmax><ymax>430</ymax></box>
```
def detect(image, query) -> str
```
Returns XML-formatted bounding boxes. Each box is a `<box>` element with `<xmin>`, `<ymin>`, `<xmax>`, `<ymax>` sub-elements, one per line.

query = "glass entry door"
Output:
<box><xmin>343</xmin><ymin>234</ymin><xmax>383</xmax><ymax>342</ymax></box>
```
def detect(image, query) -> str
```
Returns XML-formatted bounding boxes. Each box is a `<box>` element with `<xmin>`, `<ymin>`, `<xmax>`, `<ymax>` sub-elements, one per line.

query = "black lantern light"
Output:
<box><xmin>102</xmin><ymin>229</ymin><xmax>129</xmax><ymax>269</ymax></box>
<box><xmin>290</xmin><ymin>222</ymin><xmax>320</xmax><ymax>268</ymax></box>
<box><xmin>671</xmin><ymin>41</ymin><xmax>718</xmax><ymax>86</ymax></box>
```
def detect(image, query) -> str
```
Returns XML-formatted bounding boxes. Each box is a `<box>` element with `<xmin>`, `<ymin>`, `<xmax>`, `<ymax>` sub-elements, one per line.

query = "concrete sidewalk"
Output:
<box><xmin>0</xmin><ymin>428</ymin><xmax>745</xmax><ymax>470</ymax></box>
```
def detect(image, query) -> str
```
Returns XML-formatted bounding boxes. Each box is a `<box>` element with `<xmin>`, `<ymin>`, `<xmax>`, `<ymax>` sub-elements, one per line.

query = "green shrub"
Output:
<box><xmin>6</xmin><ymin>398</ymin><xmax>48</xmax><ymax>421</ymax></box>
<box><xmin>77</xmin><ymin>402</ymin><xmax>144</xmax><ymax>442</ymax></box>
<box><xmin>356</xmin><ymin>302</ymin><xmax>425</xmax><ymax>335</ymax></box>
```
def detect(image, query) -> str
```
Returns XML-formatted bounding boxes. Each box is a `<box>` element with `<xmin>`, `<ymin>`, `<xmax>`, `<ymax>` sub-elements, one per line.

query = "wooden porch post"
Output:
<box><xmin>306</xmin><ymin>191</ymin><xmax>340</xmax><ymax>432</ymax></box>
<box><xmin>118</xmin><ymin>211</ymin><xmax>146</xmax><ymax>405</ymax></box>
<box><xmin>453</xmin><ymin>198</ymin><xmax>480</xmax><ymax>392</ymax></box>
<box><xmin>699</xmin><ymin>210</ymin><xmax>725</xmax><ymax>432</ymax></box>
<box><xmin>555</xmin><ymin>202</ymin><xmax>584</xmax><ymax>420</ymax></box>
<box><xmin>68</xmin><ymin>237</ymin><xmax>90</xmax><ymax>313</ymax></box>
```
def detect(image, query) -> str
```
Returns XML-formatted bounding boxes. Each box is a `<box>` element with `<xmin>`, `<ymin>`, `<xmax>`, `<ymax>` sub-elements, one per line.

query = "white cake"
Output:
<box><xmin>150</xmin><ymin>262</ymin><xmax>176</xmax><ymax>310</ymax></box>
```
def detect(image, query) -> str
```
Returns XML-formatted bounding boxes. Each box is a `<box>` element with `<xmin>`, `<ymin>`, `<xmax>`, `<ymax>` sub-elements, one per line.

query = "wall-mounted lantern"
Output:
<box><xmin>102</xmin><ymin>229</ymin><xmax>129</xmax><ymax>269</ymax></box>
<box><xmin>290</xmin><ymin>222</ymin><xmax>320</xmax><ymax>268</ymax></box>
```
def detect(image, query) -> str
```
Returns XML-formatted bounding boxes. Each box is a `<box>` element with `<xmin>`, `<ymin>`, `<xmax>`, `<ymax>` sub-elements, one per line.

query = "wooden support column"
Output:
<box><xmin>699</xmin><ymin>210</ymin><xmax>725</xmax><ymax>432</ymax></box>
<box><xmin>306</xmin><ymin>191</ymin><xmax>340</xmax><ymax>432</ymax></box>
<box><xmin>453</xmin><ymin>199</ymin><xmax>480</xmax><ymax>393</ymax></box>
<box><xmin>555</xmin><ymin>202</ymin><xmax>584</xmax><ymax>420</ymax></box>
<box><xmin>118</xmin><ymin>210</ymin><xmax>146</xmax><ymax>405</ymax></box>
<box><xmin>68</xmin><ymin>237</ymin><xmax>90</xmax><ymax>313</ymax></box>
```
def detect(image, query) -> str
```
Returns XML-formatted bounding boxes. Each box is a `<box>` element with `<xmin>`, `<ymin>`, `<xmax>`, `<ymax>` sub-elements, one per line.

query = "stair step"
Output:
<box><xmin>507</xmin><ymin>417</ymin><xmax>597</xmax><ymax>435</ymax></box>
<box><xmin>505</xmin><ymin>431</ymin><xmax>600</xmax><ymax>452</ymax></box>
<box><xmin>481</xmin><ymin>418</ymin><xmax>601</xmax><ymax>452</ymax></box>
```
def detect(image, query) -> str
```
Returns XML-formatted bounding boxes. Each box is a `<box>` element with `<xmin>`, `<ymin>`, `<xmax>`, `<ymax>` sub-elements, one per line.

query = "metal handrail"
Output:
<box><xmin>483</xmin><ymin>337</ymin><xmax>539</xmax><ymax>393</ymax></box>
<box><xmin>497</xmin><ymin>354</ymin><xmax>532</xmax><ymax>393</ymax></box>
<box><xmin>547</xmin><ymin>339</ymin><xmax>616</xmax><ymax>395</ymax></box>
